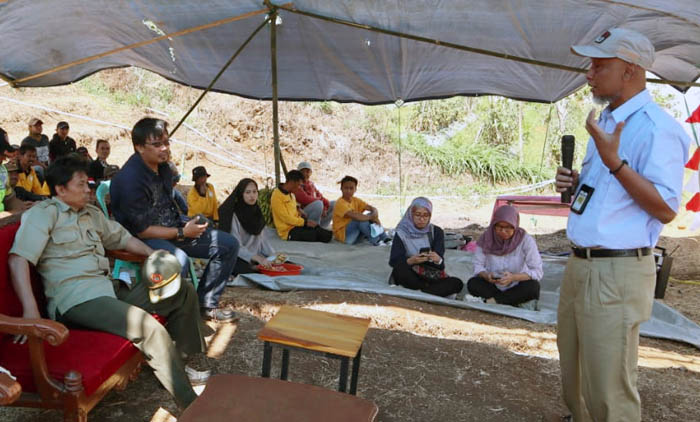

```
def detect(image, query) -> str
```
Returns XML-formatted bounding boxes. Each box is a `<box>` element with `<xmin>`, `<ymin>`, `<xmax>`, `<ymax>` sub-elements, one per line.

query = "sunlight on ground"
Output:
<box><xmin>299</xmin><ymin>303</ymin><xmax>700</xmax><ymax>372</ymax></box>
<box><xmin>204</xmin><ymin>321</ymin><xmax>238</xmax><ymax>358</ymax></box>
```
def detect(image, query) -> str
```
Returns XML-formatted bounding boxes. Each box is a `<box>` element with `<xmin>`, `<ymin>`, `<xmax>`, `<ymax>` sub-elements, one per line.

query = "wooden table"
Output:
<box><xmin>179</xmin><ymin>375</ymin><xmax>378</xmax><ymax>422</ymax></box>
<box><xmin>257</xmin><ymin>306</ymin><xmax>371</xmax><ymax>395</ymax></box>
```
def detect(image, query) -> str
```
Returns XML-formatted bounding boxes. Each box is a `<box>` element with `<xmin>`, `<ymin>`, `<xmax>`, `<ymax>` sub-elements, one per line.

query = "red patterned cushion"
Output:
<box><xmin>0</xmin><ymin>329</ymin><xmax>139</xmax><ymax>396</ymax></box>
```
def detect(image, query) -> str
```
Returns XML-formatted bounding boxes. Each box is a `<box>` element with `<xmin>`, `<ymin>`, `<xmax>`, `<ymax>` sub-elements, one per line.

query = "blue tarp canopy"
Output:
<box><xmin>1</xmin><ymin>0</ymin><xmax>699</xmax><ymax>104</ymax></box>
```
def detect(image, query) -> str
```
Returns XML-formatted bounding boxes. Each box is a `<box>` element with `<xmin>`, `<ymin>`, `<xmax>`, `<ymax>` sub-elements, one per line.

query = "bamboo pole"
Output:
<box><xmin>276</xmin><ymin>3</ymin><xmax>700</xmax><ymax>89</ymax></box>
<box><xmin>169</xmin><ymin>16</ymin><xmax>271</xmax><ymax>137</ymax></box>
<box><xmin>11</xmin><ymin>6</ymin><xmax>291</xmax><ymax>86</ymax></box>
<box><xmin>270</xmin><ymin>10</ymin><xmax>282</xmax><ymax>185</ymax></box>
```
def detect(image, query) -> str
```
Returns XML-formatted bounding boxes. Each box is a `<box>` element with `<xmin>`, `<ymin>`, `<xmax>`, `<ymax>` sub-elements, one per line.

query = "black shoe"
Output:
<box><xmin>200</xmin><ymin>307</ymin><xmax>238</xmax><ymax>322</ymax></box>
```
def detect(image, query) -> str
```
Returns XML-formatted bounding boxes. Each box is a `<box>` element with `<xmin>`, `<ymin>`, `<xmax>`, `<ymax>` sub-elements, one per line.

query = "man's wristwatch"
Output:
<box><xmin>176</xmin><ymin>227</ymin><xmax>185</xmax><ymax>241</ymax></box>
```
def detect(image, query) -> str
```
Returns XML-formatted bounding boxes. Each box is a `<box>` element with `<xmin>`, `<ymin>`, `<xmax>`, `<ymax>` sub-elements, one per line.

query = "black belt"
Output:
<box><xmin>571</xmin><ymin>247</ymin><xmax>652</xmax><ymax>259</ymax></box>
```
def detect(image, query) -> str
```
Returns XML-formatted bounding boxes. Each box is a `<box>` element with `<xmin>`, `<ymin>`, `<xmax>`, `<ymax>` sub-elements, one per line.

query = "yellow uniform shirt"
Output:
<box><xmin>17</xmin><ymin>167</ymin><xmax>50</xmax><ymax>196</ymax></box>
<box><xmin>270</xmin><ymin>187</ymin><xmax>304</xmax><ymax>240</ymax></box>
<box><xmin>332</xmin><ymin>196</ymin><xmax>368</xmax><ymax>242</ymax></box>
<box><xmin>187</xmin><ymin>183</ymin><xmax>219</xmax><ymax>221</ymax></box>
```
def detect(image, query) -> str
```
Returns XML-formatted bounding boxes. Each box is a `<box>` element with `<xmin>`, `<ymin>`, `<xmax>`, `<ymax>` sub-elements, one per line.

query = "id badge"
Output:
<box><xmin>570</xmin><ymin>184</ymin><xmax>594</xmax><ymax>215</ymax></box>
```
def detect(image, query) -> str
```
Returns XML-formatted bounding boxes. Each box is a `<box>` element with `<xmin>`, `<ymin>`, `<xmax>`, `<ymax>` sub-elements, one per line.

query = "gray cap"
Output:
<box><xmin>297</xmin><ymin>161</ymin><xmax>312</xmax><ymax>171</ymax></box>
<box><xmin>571</xmin><ymin>28</ymin><xmax>655</xmax><ymax>69</ymax></box>
<box><xmin>141</xmin><ymin>250</ymin><xmax>182</xmax><ymax>303</ymax></box>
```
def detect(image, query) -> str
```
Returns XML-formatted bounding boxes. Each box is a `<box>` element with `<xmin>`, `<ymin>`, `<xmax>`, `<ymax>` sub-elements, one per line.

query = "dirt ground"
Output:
<box><xmin>3</xmin><ymin>70</ymin><xmax>700</xmax><ymax>421</ymax></box>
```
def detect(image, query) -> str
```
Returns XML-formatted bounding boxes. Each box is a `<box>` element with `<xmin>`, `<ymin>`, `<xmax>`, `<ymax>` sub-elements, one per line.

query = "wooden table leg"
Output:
<box><xmin>280</xmin><ymin>348</ymin><xmax>290</xmax><ymax>380</ymax></box>
<box><xmin>338</xmin><ymin>357</ymin><xmax>349</xmax><ymax>393</ymax></box>
<box><xmin>262</xmin><ymin>341</ymin><xmax>272</xmax><ymax>377</ymax></box>
<box><xmin>349</xmin><ymin>346</ymin><xmax>362</xmax><ymax>395</ymax></box>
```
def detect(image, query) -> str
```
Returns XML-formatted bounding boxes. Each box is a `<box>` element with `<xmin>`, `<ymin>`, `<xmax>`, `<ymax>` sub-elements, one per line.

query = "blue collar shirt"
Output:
<box><xmin>567</xmin><ymin>89</ymin><xmax>691</xmax><ymax>248</ymax></box>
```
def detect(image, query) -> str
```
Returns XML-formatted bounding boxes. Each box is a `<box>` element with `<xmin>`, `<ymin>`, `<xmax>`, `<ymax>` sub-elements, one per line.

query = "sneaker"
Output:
<box><xmin>185</xmin><ymin>365</ymin><xmax>211</xmax><ymax>386</ymax></box>
<box><xmin>378</xmin><ymin>240</ymin><xmax>392</xmax><ymax>247</ymax></box>
<box><xmin>200</xmin><ymin>307</ymin><xmax>238</xmax><ymax>322</ymax></box>
<box><xmin>225</xmin><ymin>275</ymin><xmax>238</xmax><ymax>287</ymax></box>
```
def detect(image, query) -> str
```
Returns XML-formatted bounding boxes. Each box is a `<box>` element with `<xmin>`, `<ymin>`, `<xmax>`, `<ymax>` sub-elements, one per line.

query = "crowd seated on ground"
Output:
<box><xmin>219</xmin><ymin>178</ymin><xmax>277</xmax><ymax>276</ymax></box>
<box><xmin>467</xmin><ymin>205</ymin><xmax>542</xmax><ymax>308</ymax></box>
<box><xmin>187</xmin><ymin>165</ymin><xmax>219</xmax><ymax>225</ymax></box>
<box><xmin>293</xmin><ymin>161</ymin><xmax>334</xmax><ymax>229</ymax></box>
<box><xmin>271</xmin><ymin>169</ymin><xmax>332</xmax><ymax>243</ymax></box>
<box><xmin>332</xmin><ymin>175</ymin><xmax>388</xmax><ymax>246</ymax></box>
<box><xmin>389</xmin><ymin>197</ymin><xmax>464</xmax><ymax>298</ymax></box>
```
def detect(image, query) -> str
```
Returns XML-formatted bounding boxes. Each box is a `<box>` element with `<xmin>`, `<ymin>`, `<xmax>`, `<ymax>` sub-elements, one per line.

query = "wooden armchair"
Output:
<box><xmin>0</xmin><ymin>222</ymin><xmax>149</xmax><ymax>422</ymax></box>
<box><xmin>0</xmin><ymin>372</ymin><xmax>21</xmax><ymax>405</ymax></box>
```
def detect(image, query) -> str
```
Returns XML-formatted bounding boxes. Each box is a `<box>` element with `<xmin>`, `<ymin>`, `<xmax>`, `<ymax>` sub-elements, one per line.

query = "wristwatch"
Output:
<box><xmin>176</xmin><ymin>227</ymin><xmax>185</xmax><ymax>241</ymax></box>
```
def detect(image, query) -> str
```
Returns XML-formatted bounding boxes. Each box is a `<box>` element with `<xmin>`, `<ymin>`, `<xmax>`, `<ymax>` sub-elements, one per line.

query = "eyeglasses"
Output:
<box><xmin>145</xmin><ymin>140</ymin><xmax>170</xmax><ymax>148</ymax></box>
<box><xmin>413</xmin><ymin>212</ymin><xmax>431</xmax><ymax>220</ymax></box>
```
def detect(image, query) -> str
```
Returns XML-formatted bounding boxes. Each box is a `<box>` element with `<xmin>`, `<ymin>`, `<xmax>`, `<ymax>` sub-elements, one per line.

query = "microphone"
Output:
<box><xmin>561</xmin><ymin>135</ymin><xmax>575</xmax><ymax>203</ymax></box>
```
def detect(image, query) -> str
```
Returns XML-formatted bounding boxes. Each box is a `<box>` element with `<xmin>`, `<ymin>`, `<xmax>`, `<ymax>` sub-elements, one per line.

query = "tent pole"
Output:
<box><xmin>11</xmin><ymin>5</ymin><xmax>292</xmax><ymax>86</ymax></box>
<box><xmin>169</xmin><ymin>16</ymin><xmax>271</xmax><ymax>137</ymax></box>
<box><xmin>270</xmin><ymin>10</ymin><xmax>282</xmax><ymax>185</ymax></box>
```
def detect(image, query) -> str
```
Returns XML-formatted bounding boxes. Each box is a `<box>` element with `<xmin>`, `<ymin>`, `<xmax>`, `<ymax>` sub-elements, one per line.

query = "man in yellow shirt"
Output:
<box><xmin>17</xmin><ymin>145</ymin><xmax>50</xmax><ymax>198</ymax></box>
<box><xmin>332</xmin><ymin>175</ymin><xmax>388</xmax><ymax>245</ymax></box>
<box><xmin>187</xmin><ymin>166</ymin><xmax>219</xmax><ymax>223</ymax></box>
<box><xmin>270</xmin><ymin>170</ymin><xmax>332</xmax><ymax>242</ymax></box>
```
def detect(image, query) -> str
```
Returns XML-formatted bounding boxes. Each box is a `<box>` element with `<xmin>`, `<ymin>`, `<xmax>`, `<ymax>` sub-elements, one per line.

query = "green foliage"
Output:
<box><xmin>477</xmin><ymin>97</ymin><xmax>520</xmax><ymax>148</ymax></box>
<box><xmin>257</xmin><ymin>186</ymin><xmax>275</xmax><ymax>227</ymax></box>
<box><xmin>399</xmin><ymin>130</ymin><xmax>546</xmax><ymax>183</ymax></box>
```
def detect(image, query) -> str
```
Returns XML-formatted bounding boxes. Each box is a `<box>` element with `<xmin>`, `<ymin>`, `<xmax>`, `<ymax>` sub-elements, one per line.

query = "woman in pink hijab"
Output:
<box><xmin>467</xmin><ymin>205</ymin><xmax>542</xmax><ymax>307</ymax></box>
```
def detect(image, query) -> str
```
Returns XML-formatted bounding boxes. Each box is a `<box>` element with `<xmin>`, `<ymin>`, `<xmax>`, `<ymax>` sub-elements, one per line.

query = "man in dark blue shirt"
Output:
<box><xmin>110</xmin><ymin>118</ymin><xmax>239</xmax><ymax>322</ymax></box>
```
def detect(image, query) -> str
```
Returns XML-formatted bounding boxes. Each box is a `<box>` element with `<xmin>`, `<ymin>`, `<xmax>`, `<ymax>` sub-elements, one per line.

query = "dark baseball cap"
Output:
<box><xmin>56</xmin><ymin>121</ymin><xmax>70</xmax><ymax>130</ymax></box>
<box><xmin>192</xmin><ymin>166</ymin><xmax>210</xmax><ymax>181</ymax></box>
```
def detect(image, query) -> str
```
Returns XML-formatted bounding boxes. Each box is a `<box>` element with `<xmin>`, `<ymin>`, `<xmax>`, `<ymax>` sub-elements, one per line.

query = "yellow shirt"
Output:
<box><xmin>187</xmin><ymin>183</ymin><xmax>219</xmax><ymax>221</ymax></box>
<box><xmin>17</xmin><ymin>167</ymin><xmax>50</xmax><ymax>196</ymax></box>
<box><xmin>332</xmin><ymin>196</ymin><xmax>368</xmax><ymax>242</ymax></box>
<box><xmin>270</xmin><ymin>187</ymin><xmax>304</xmax><ymax>240</ymax></box>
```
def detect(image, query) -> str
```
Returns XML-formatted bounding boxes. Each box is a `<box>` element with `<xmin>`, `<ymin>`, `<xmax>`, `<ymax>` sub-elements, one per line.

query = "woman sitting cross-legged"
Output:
<box><xmin>389</xmin><ymin>197</ymin><xmax>463</xmax><ymax>298</ymax></box>
<box><xmin>220</xmin><ymin>178</ymin><xmax>276</xmax><ymax>275</ymax></box>
<box><xmin>467</xmin><ymin>205</ymin><xmax>541</xmax><ymax>307</ymax></box>
<box><xmin>332</xmin><ymin>175</ymin><xmax>388</xmax><ymax>246</ymax></box>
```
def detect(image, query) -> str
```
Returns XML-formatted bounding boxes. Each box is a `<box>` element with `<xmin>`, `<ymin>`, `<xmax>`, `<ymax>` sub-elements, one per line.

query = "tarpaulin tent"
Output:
<box><xmin>1</xmin><ymin>0</ymin><xmax>699</xmax><ymax>104</ymax></box>
<box><xmin>1</xmin><ymin>0</ymin><xmax>700</xmax><ymax>181</ymax></box>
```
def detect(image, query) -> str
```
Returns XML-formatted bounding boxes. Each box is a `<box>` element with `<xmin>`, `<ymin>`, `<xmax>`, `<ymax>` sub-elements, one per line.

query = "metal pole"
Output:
<box><xmin>270</xmin><ymin>10</ymin><xmax>281</xmax><ymax>185</ymax></box>
<box><xmin>170</xmin><ymin>16</ymin><xmax>271</xmax><ymax>137</ymax></box>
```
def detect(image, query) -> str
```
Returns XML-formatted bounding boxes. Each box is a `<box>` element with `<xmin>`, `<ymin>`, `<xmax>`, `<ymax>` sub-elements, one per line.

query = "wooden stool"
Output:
<box><xmin>257</xmin><ymin>306</ymin><xmax>371</xmax><ymax>394</ymax></box>
<box><xmin>179</xmin><ymin>375</ymin><xmax>378</xmax><ymax>422</ymax></box>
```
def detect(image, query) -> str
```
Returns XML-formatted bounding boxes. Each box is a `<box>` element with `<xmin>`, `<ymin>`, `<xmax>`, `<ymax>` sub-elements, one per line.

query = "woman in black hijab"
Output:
<box><xmin>220</xmin><ymin>178</ymin><xmax>276</xmax><ymax>275</ymax></box>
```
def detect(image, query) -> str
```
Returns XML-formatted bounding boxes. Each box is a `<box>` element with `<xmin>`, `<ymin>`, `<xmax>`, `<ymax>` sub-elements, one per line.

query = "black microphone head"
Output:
<box><xmin>561</xmin><ymin>135</ymin><xmax>575</xmax><ymax>169</ymax></box>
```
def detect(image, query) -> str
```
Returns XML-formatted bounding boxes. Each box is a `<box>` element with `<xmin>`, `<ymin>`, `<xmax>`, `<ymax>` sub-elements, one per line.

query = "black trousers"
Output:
<box><xmin>392</xmin><ymin>260</ymin><xmax>463</xmax><ymax>297</ymax></box>
<box><xmin>232</xmin><ymin>258</ymin><xmax>257</xmax><ymax>275</ymax></box>
<box><xmin>288</xmin><ymin>225</ymin><xmax>333</xmax><ymax>243</ymax></box>
<box><xmin>467</xmin><ymin>276</ymin><xmax>540</xmax><ymax>306</ymax></box>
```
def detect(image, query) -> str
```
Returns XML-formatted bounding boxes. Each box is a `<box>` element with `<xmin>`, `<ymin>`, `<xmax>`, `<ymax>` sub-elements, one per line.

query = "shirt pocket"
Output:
<box><xmin>50</xmin><ymin>229</ymin><xmax>79</xmax><ymax>245</ymax></box>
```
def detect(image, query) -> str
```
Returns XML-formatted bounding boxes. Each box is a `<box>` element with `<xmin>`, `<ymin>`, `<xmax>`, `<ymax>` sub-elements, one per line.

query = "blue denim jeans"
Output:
<box><xmin>344</xmin><ymin>220</ymin><xmax>387</xmax><ymax>245</ymax></box>
<box><xmin>144</xmin><ymin>227</ymin><xmax>239</xmax><ymax>309</ymax></box>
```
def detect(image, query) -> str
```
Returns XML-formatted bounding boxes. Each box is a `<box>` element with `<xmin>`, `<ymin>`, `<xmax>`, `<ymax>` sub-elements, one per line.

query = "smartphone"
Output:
<box><xmin>492</xmin><ymin>272</ymin><xmax>503</xmax><ymax>280</ymax></box>
<box><xmin>419</xmin><ymin>247</ymin><xmax>431</xmax><ymax>255</ymax></box>
<box><xmin>196</xmin><ymin>214</ymin><xmax>208</xmax><ymax>225</ymax></box>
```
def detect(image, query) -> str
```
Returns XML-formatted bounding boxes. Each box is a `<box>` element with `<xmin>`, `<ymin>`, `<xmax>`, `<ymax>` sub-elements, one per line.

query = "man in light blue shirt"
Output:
<box><xmin>555</xmin><ymin>28</ymin><xmax>690</xmax><ymax>422</ymax></box>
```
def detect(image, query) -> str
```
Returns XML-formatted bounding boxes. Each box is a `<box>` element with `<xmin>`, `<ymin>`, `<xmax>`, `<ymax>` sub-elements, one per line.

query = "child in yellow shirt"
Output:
<box><xmin>187</xmin><ymin>166</ymin><xmax>219</xmax><ymax>223</ymax></box>
<box><xmin>332</xmin><ymin>175</ymin><xmax>388</xmax><ymax>245</ymax></box>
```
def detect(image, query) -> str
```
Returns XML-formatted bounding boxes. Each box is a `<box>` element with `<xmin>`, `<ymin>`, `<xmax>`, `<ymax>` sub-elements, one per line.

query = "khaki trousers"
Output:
<box><xmin>58</xmin><ymin>279</ymin><xmax>205</xmax><ymax>409</ymax></box>
<box><xmin>557</xmin><ymin>254</ymin><xmax>655</xmax><ymax>422</ymax></box>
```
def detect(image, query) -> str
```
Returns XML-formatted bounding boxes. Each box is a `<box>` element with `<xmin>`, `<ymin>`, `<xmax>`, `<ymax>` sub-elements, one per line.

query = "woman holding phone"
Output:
<box><xmin>389</xmin><ymin>197</ymin><xmax>463</xmax><ymax>297</ymax></box>
<box><xmin>467</xmin><ymin>205</ymin><xmax>542</xmax><ymax>307</ymax></box>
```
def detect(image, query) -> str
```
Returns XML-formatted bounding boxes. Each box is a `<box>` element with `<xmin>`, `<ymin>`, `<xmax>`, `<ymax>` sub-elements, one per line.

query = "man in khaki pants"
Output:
<box><xmin>555</xmin><ymin>28</ymin><xmax>690</xmax><ymax>421</ymax></box>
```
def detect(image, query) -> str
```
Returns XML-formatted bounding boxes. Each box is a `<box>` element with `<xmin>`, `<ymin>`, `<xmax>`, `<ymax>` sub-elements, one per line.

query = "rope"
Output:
<box><xmin>0</xmin><ymin>93</ymin><xmax>556</xmax><ymax>199</ymax></box>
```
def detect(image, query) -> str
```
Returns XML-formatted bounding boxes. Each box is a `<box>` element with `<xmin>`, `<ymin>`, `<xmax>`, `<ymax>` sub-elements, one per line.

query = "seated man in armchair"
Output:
<box><xmin>8</xmin><ymin>155</ymin><xmax>206</xmax><ymax>410</ymax></box>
